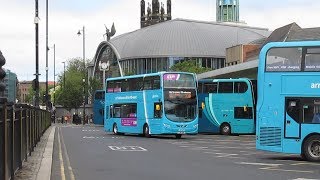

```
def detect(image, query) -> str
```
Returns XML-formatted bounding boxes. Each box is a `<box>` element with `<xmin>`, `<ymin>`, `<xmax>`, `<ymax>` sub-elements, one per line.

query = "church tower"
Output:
<box><xmin>216</xmin><ymin>0</ymin><xmax>239</xmax><ymax>22</ymax></box>
<box><xmin>140</xmin><ymin>0</ymin><xmax>172</xmax><ymax>28</ymax></box>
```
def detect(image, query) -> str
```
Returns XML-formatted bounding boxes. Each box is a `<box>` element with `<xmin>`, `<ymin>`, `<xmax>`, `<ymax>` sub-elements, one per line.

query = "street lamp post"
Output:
<box><xmin>45</xmin><ymin>0</ymin><xmax>49</xmax><ymax>110</ymax></box>
<box><xmin>77</xmin><ymin>26</ymin><xmax>86</xmax><ymax>124</ymax></box>
<box><xmin>53</xmin><ymin>44</ymin><xmax>56</xmax><ymax>106</ymax></box>
<box><xmin>62</xmin><ymin>61</ymin><xmax>65</xmax><ymax>89</ymax></box>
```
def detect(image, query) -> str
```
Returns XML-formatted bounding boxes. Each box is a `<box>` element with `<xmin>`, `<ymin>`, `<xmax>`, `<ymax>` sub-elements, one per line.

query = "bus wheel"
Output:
<box><xmin>144</xmin><ymin>124</ymin><xmax>151</xmax><ymax>138</ymax></box>
<box><xmin>113</xmin><ymin>123</ymin><xmax>119</xmax><ymax>135</ymax></box>
<box><xmin>303</xmin><ymin>135</ymin><xmax>320</xmax><ymax>162</ymax></box>
<box><xmin>220</xmin><ymin>123</ymin><xmax>231</xmax><ymax>135</ymax></box>
<box><xmin>175</xmin><ymin>134</ymin><xmax>182</xmax><ymax>139</ymax></box>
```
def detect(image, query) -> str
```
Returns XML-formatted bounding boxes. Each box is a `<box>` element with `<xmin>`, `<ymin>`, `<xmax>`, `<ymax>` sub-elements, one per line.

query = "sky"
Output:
<box><xmin>0</xmin><ymin>0</ymin><xmax>320</xmax><ymax>82</ymax></box>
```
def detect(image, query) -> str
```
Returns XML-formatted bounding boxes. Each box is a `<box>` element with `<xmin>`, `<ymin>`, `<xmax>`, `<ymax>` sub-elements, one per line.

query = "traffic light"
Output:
<box><xmin>0</xmin><ymin>50</ymin><xmax>6</xmax><ymax>92</ymax></box>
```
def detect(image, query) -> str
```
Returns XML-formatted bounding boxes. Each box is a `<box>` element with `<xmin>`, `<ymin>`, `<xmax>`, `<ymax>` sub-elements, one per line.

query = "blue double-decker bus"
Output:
<box><xmin>104</xmin><ymin>72</ymin><xmax>198</xmax><ymax>139</ymax></box>
<box><xmin>256</xmin><ymin>41</ymin><xmax>320</xmax><ymax>162</ymax></box>
<box><xmin>93</xmin><ymin>90</ymin><xmax>105</xmax><ymax>125</ymax></box>
<box><xmin>198</xmin><ymin>78</ymin><xmax>256</xmax><ymax>135</ymax></box>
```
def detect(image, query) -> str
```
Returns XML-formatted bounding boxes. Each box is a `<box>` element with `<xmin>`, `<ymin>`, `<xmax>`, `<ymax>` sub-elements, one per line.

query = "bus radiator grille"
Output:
<box><xmin>259</xmin><ymin>127</ymin><xmax>282</xmax><ymax>147</ymax></box>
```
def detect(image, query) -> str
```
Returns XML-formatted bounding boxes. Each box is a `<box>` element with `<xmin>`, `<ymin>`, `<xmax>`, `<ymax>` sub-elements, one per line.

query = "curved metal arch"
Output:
<box><xmin>92</xmin><ymin>41</ymin><xmax>123</xmax><ymax>78</ymax></box>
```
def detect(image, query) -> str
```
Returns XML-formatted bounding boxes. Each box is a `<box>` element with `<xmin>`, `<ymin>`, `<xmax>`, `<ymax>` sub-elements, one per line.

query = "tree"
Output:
<box><xmin>170</xmin><ymin>60</ymin><xmax>211</xmax><ymax>74</ymax></box>
<box><xmin>55</xmin><ymin>58</ymin><xmax>90</xmax><ymax>111</ymax></box>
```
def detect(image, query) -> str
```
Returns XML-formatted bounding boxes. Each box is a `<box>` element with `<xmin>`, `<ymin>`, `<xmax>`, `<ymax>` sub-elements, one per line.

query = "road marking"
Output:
<box><xmin>188</xmin><ymin>147</ymin><xmax>209</xmax><ymax>150</ymax></box>
<box><xmin>83</xmin><ymin>136</ymin><xmax>95</xmax><ymax>139</ymax></box>
<box><xmin>57</xmin><ymin>127</ymin><xmax>66</xmax><ymax>180</ymax></box>
<box><xmin>215</xmin><ymin>152</ymin><xmax>238</xmax><ymax>157</ymax></box>
<box><xmin>59</xmin><ymin>127</ymin><xmax>76</xmax><ymax>180</ymax></box>
<box><xmin>234</xmin><ymin>162</ymin><xmax>282</xmax><ymax>166</ymax></box>
<box><xmin>291</xmin><ymin>162</ymin><xmax>320</xmax><ymax>166</ymax></box>
<box><xmin>260</xmin><ymin>166</ymin><xmax>314</xmax><ymax>173</ymax></box>
<box><xmin>108</xmin><ymin>146</ymin><xmax>147</xmax><ymax>151</ymax></box>
<box><xmin>82</xmin><ymin>129</ymin><xmax>100</xmax><ymax>132</ymax></box>
<box><xmin>291</xmin><ymin>178</ymin><xmax>320</xmax><ymax>180</ymax></box>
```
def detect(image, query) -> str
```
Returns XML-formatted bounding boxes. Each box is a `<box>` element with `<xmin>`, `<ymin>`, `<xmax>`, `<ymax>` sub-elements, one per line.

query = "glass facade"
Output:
<box><xmin>119</xmin><ymin>57</ymin><xmax>225</xmax><ymax>76</ymax></box>
<box><xmin>93</xmin><ymin>45</ymin><xmax>226</xmax><ymax>81</ymax></box>
<box><xmin>4</xmin><ymin>70</ymin><xmax>17</xmax><ymax>103</ymax></box>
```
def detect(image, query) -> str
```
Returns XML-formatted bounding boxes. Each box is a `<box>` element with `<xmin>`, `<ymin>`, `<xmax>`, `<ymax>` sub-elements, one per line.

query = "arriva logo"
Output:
<box><xmin>311</xmin><ymin>83</ymin><xmax>320</xmax><ymax>89</ymax></box>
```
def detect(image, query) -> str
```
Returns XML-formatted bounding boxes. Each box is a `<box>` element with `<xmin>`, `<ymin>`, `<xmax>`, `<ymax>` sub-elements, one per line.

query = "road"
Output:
<box><xmin>51</xmin><ymin>124</ymin><xmax>320</xmax><ymax>180</ymax></box>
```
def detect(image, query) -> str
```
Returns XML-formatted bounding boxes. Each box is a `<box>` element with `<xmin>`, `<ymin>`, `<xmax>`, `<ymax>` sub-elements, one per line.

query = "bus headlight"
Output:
<box><xmin>193</xmin><ymin>124</ymin><xmax>198</xmax><ymax>128</ymax></box>
<box><xmin>163</xmin><ymin>123</ymin><xmax>171</xmax><ymax>128</ymax></box>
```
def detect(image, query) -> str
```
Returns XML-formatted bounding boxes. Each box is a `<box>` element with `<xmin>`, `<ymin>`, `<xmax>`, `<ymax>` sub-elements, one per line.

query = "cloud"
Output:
<box><xmin>1</xmin><ymin>0</ymin><xmax>320</xmax><ymax>82</ymax></box>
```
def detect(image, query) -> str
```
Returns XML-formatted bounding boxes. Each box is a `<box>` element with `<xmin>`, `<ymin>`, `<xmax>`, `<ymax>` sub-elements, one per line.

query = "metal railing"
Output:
<box><xmin>0</xmin><ymin>99</ymin><xmax>51</xmax><ymax>180</ymax></box>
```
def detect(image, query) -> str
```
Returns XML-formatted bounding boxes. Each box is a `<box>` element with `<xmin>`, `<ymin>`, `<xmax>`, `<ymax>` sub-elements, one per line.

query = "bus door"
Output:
<box><xmin>285</xmin><ymin>98</ymin><xmax>301</xmax><ymax>138</ymax></box>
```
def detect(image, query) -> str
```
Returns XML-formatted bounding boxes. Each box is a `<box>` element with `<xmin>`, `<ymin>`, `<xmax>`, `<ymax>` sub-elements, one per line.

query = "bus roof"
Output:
<box><xmin>198</xmin><ymin>78</ymin><xmax>251</xmax><ymax>83</ymax></box>
<box><xmin>106</xmin><ymin>71</ymin><xmax>195</xmax><ymax>81</ymax></box>
<box><xmin>260</xmin><ymin>41</ymin><xmax>320</xmax><ymax>57</ymax></box>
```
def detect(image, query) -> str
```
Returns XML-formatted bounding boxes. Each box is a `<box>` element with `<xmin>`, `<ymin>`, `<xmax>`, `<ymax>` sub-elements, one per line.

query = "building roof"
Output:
<box><xmin>287</xmin><ymin>27</ymin><xmax>320</xmax><ymax>41</ymax></box>
<box><xmin>108</xmin><ymin>18</ymin><xmax>271</xmax><ymax>60</ymax></box>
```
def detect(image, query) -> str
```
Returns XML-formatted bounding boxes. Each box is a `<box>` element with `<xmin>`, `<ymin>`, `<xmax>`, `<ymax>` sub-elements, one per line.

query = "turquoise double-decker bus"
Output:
<box><xmin>198</xmin><ymin>78</ymin><xmax>256</xmax><ymax>135</ymax></box>
<box><xmin>104</xmin><ymin>72</ymin><xmax>198</xmax><ymax>139</ymax></box>
<box><xmin>256</xmin><ymin>41</ymin><xmax>320</xmax><ymax>162</ymax></box>
<box><xmin>93</xmin><ymin>90</ymin><xmax>105</xmax><ymax>125</ymax></box>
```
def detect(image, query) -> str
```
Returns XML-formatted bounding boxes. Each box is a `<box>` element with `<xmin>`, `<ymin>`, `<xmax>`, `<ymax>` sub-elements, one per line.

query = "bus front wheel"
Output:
<box><xmin>220</xmin><ymin>123</ymin><xmax>231</xmax><ymax>135</ymax></box>
<box><xmin>144</xmin><ymin>124</ymin><xmax>151</xmax><ymax>138</ymax></box>
<box><xmin>302</xmin><ymin>135</ymin><xmax>320</xmax><ymax>162</ymax></box>
<box><xmin>113</xmin><ymin>123</ymin><xmax>119</xmax><ymax>135</ymax></box>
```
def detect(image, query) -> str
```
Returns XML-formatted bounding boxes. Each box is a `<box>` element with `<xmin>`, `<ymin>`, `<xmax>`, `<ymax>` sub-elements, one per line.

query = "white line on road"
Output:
<box><xmin>234</xmin><ymin>162</ymin><xmax>282</xmax><ymax>166</ymax></box>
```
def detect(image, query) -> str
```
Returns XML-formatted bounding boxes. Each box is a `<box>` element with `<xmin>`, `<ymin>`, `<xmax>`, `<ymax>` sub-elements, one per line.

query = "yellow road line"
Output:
<box><xmin>60</xmin><ymin>127</ymin><xmax>76</xmax><ymax>180</ymax></box>
<box><xmin>58</xmin><ymin>127</ymin><xmax>66</xmax><ymax>180</ymax></box>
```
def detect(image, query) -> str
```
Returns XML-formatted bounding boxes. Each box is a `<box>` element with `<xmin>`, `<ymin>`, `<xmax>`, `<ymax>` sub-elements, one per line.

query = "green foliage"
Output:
<box><xmin>55</xmin><ymin>58</ymin><xmax>94</xmax><ymax>111</ymax></box>
<box><xmin>170</xmin><ymin>60</ymin><xmax>211</xmax><ymax>74</ymax></box>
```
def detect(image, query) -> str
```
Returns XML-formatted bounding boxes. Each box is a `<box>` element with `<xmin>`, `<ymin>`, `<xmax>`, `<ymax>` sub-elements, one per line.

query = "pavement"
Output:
<box><xmin>15</xmin><ymin>125</ymin><xmax>56</xmax><ymax>180</ymax></box>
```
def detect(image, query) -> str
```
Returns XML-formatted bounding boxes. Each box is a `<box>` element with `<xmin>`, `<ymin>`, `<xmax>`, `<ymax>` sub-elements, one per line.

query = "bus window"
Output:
<box><xmin>143</xmin><ymin>77</ymin><xmax>152</xmax><ymax>90</ymax></box>
<box><xmin>129</xmin><ymin>78</ymin><xmax>139</xmax><ymax>91</ymax></box>
<box><xmin>204</xmin><ymin>83</ymin><xmax>217</xmax><ymax>93</ymax></box>
<box><xmin>286</xmin><ymin>98</ymin><xmax>301</xmax><ymax>123</ymax></box>
<box><xmin>266</xmin><ymin>47</ymin><xmax>302</xmax><ymax>72</ymax></box>
<box><xmin>218</xmin><ymin>82</ymin><xmax>233</xmax><ymax>93</ymax></box>
<box><xmin>114</xmin><ymin>81</ymin><xmax>122</xmax><ymax>92</ymax></box>
<box><xmin>305</xmin><ymin>48</ymin><xmax>320</xmax><ymax>71</ymax></box>
<box><xmin>113</xmin><ymin>104</ymin><xmax>137</xmax><ymax>118</ymax></box>
<box><xmin>95</xmin><ymin>91</ymin><xmax>105</xmax><ymax>99</ymax></box>
<box><xmin>153</xmin><ymin>76</ymin><xmax>160</xmax><ymax>90</ymax></box>
<box><xmin>234</xmin><ymin>107</ymin><xmax>253</xmax><ymax>119</ymax></box>
<box><xmin>114</xmin><ymin>106</ymin><xmax>121</xmax><ymax>118</ymax></box>
<box><xmin>110</xmin><ymin>105</ymin><xmax>113</xmax><ymax>118</ymax></box>
<box><xmin>197</xmin><ymin>83</ymin><xmax>203</xmax><ymax>93</ymax></box>
<box><xmin>107</xmin><ymin>81</ymin><xmax>114</xmax><ymax>92</ymax></box>
<box><xmin>234</xmin><ymin>82</ymin><xmax>248</xmax><ymax>93</ymax></box>
<box><xmin>121</xmin><ymin>80</ymin><xmax>129</xmax><ymax>92</ymax></box>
